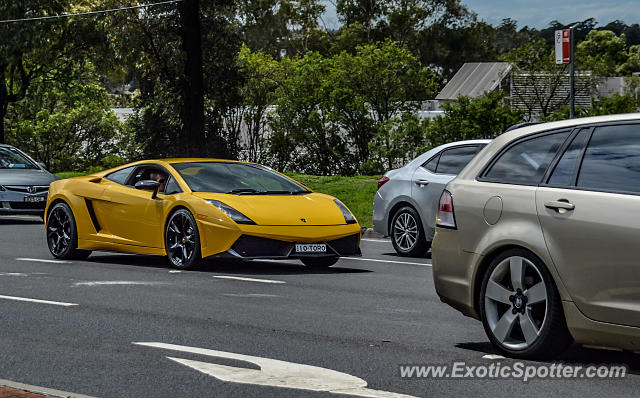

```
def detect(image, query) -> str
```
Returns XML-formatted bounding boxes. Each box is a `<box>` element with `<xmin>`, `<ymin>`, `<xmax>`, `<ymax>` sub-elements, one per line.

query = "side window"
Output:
<box><xmin>547</xmin><ymin>129</ymin><xmax>591</xmax><ymax>186</ymax></box>
<box><xmin>577</xmin><ymin>125</ymin><xmax>640</xmax><ymax>194</ymax></box>
<box><xmin>105</xmin><ymin>166</ymin><xmax>135</xmax><ymax>185</ymax></box>
<box><xmin>435</xmin><ymin>145</ymin><xmax>480</xmax><ymax>175</ymax></box>
<box><xmin>422</xmin><ymin>154</ymin><xmax>440</xmax><ymax>173</ymax></box>
<box><xmin>484</xmin><ymin>131</ymin><xmax>570</xmax><ymax>185</ymax></box>
<box><xmin>163</xmin><ymin>177</ymin><xmax>182</xmax><ymax>195</ymax></box>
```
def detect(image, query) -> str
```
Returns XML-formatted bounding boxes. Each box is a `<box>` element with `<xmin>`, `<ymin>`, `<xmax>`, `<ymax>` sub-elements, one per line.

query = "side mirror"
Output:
<box><xmin>37</xmin><ymin>162</ymin><xmax>46</xmax><ymax>169</ymax></box>
<box><xmin>135</xmin><ymin>180</ymin><xmax>161</xmax><ymax>199</ymax></box>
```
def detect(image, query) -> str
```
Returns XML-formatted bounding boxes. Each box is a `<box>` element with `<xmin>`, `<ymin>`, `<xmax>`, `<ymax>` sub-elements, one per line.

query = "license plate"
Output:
<box><xmin>295</xmin><ymin>243</ymin><xmax>327</xmax><ymax>253</ymax></box>
<box><xmin>24</xmin><ymin>196</ymin><xmax>45</xmax><ymax>203</ymax></box>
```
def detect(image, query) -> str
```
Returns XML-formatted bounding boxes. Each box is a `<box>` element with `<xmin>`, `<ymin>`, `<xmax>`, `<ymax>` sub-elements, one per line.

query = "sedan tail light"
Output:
<box><xmin>436</xmin><ymin>190</ymin><xmax>456</xmax><ymax>229</ymax></box>
<box><xmin>377</xmin><ymin>176</ymin><xmax>390</xmax><ymax>190</ymax></box>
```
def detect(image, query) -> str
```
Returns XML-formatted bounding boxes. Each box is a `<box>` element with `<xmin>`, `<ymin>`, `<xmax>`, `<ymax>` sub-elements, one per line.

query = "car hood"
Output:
<box><xmin>192</xmin><ymin>192</ymin><xmax>349</xmax><ymax>226</ymax></box>
<box><xmin>0</xmin><ymin>169</ymin><xmax>57</xmax><ymax>186</ymax></box>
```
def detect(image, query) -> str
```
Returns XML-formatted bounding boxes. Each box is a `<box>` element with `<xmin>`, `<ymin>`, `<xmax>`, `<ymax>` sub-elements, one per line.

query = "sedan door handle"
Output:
<box><xmin>544</xmin><ymin>200</ymin><xmax>575</xmax><ymax>212</ymax></box>
<box><xmin>415</xmin><ymin>180</ymin><xmax>429</xmax><ymax>187</ymax></box>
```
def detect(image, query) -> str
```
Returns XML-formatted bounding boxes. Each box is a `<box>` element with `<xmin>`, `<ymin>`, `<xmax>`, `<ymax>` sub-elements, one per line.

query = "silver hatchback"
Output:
<box><xmin>373</xmin><ymin>139</ymin><xmax>490</xmax><ymax>256</ymax></box>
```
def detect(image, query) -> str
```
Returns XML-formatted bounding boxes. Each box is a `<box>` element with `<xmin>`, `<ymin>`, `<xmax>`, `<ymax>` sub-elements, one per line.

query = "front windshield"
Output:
<box><xmin>172</xmin><ymin>162</ymin><xmax>309</xmax><ymax>194</ymax></box>
<box><xmin>0</xmin><ymin>147</ymin><xmax>38</xmax><ymax>169</ymax></box>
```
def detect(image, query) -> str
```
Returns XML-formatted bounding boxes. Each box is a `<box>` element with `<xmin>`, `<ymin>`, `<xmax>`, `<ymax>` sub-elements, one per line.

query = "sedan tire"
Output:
<box><xmin>390</xmin><ymin>206</ymin><xmax>429</xmax><ymax>257</ymax></box>
<box><xmin>479</xmin><ymin>248</ymin><xmax>572</xmax><ymax>359</ymax></box>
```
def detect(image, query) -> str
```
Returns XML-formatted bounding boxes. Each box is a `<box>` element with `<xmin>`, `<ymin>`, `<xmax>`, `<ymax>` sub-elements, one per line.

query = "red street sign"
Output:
<box><xmin>555</xmin><ymin>29</ymin><xmax>571</xmax><ymax>64</ymax></box>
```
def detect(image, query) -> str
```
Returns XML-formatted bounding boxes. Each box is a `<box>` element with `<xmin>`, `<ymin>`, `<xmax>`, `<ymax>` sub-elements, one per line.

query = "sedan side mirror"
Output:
<box><xmin>135</xmin><ymin>180</ymin><xmax>161</xmax><ymax>199</ymax></box>
<box><xmin>38</xmin><ymin>162</ymin><xmax>46</xmax><ymax>169</ymax></box>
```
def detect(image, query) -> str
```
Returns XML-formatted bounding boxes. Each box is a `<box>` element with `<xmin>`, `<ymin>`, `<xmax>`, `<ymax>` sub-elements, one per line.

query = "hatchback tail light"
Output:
<box><xmin>377</xmin><ymin>176</ymin><xmax>390</xmax><ymax>190</ymax></box>
<box><xmin>437</xmin><ymin>190</ymin><xmax>456</xmax><ymax>229</ymax></box>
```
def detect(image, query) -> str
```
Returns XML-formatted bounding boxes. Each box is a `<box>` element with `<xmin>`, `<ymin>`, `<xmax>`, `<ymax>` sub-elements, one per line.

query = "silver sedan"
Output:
<box><xmin>373</xmin><ymin>139</ymin><xmax>490</xmax><ymax>256</ymax></box>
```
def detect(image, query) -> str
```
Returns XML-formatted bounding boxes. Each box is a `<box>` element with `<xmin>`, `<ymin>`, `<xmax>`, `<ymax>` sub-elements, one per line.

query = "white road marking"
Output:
<box><xmin>0</xmin><ymin>272</ymin><xmax>28</xmax><ymax>276</ymax></box>
<box><xmin>169</xmin><ymin>270</ymin><xmax>182</xmax><ymax>273</ymax></box>
<box><xmin>341</xmin><ymin>257</ymin><xmax>431</xmax><ymax>267</ymax></box>
<box><xmin>222</xmin><ymin>293</ymin><xmax>280</xmax><ymax>298</ymax></box>
<box><xmin>73</xmin><ymin>281</ymin><xmax>168</xmax><ymax>287</ymax></box>
<box><xmin>133</xmin><ymin>342</ymin><xmax>416</xmax><ymax>398</ymax></box>
<box><xmin>212</xmin><ymin>275</ymin><xmax>286</xmax><ymax>284</ymax></box>
<box><xmin>0</xmin><ymin>294</ymin><xmax>77</xmax><ymax>307</ymax></box>
<box><xmin>16</xmin><ymin>258</ymin><xmax>69</xmax><ymax>264</ymax></box>
<box><xmin>482</xmin><ymin>354</ymin><xmax>506</xmax><ymax>360</ymax></box>
<box><xmin>361</xmin><ymin>238</ymin><xmax>390</xmax><ymax>243</ymax></box>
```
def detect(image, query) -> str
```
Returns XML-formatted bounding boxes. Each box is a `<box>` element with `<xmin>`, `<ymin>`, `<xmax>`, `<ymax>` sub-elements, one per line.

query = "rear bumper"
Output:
<box><xmin>432</xmin><ymin>227</ymin><xmax>483</xmax><ymax>319</ymax></box>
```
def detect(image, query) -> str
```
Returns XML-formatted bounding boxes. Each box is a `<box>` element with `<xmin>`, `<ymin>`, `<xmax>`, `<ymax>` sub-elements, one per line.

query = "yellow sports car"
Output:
<box><xmin>44</xmin><ymin>159</ymin><xmax>362</xmax><ymax>269</ymax></box>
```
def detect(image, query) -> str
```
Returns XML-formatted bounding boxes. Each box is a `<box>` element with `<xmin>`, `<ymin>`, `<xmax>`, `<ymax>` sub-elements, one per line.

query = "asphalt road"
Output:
<box><xmin>1</xmin><ymin>216</ymin><xmax>639</xmax><ymax>397</ymax></box>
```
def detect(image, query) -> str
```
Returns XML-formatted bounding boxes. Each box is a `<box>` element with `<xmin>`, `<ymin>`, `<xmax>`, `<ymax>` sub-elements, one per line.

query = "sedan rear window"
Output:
<box><xmin>484</xmin><ymin>131</ymin><xmax>569</xmax><ymax>185</ymax></box>
<box><xmin>577</xmin><ymin>125</ymin><xmax>640</xmax><ymax>194</ymax></box>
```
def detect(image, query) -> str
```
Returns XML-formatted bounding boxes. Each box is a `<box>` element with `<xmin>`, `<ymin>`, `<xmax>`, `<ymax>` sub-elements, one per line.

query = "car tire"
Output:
<box><xmin>479</xmin><ymin>248</ymin><xmax>573</xmax><ymax>359</ymax></box>
<box><xmin>301</xmin><ymin>256</ymin><xmax>339</xmax><ymax>268</ymax></box>
<box><xmin>390</xmin><ymin>206</ymin><xmax>429</xmax><ymax>257</ymax></box>
<box><xmin>46</xmin><ymin>202</ymin><xmax>92</xmax><ymax>260</ymax></box>
<box><xmin>165</xmin><ymin>209</ymin><xmax>202</xmax><ymax>270</ymax></box>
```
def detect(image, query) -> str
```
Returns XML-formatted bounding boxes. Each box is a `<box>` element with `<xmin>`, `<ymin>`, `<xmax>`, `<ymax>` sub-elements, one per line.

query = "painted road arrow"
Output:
<box><xmin>134</xmin><ymin>342</ymin><xmax>417</xmax><ymax>398</ymax></box>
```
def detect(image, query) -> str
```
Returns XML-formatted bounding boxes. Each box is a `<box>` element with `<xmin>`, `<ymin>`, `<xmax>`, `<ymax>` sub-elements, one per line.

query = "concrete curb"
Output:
<box><xmin>0</xmin><ymin>379</ymin><xmax>96</xmax><ymax>398</ymax></box>
<box><xmin>361</xmin><ymin>228</ymin><xmax>387</xmax><ymax>240</ymax></box>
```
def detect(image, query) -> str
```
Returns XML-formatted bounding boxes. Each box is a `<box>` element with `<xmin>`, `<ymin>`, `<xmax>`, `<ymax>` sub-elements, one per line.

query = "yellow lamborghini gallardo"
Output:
<box><xmin>44</xmin><ymin>159</ymin><xmax>362</xmax><ymax>269</ymax></box>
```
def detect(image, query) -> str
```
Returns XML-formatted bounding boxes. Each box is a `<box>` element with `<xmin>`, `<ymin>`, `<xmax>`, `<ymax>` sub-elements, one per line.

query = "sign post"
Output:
<box><xmin>555</xmin><ymin>28</ymin><xmax>575</xmax><ymax>118</ymax></box>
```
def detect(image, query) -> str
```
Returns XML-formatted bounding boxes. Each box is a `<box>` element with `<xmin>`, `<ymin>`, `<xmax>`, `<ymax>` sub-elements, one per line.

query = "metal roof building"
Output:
<box><xmin>436</xmin><ymin>62</ymin><xmax>512</xmax><ymax>100</ymax></box>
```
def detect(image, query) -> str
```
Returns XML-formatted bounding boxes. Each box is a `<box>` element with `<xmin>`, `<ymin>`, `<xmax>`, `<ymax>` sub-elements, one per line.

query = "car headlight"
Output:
<box><xmin>205</xmin><ymin>199</ymin><xmax>256</xmax><ymax>225</ymax></box>
<box><xmin>334</xmin><ymin>199</ymin><xmax>357</xmax><ymax>224</ymax></box>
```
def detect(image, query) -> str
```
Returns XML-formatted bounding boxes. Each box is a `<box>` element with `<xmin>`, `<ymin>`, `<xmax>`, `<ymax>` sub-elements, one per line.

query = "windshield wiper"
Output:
<box><xmin>259</xmin><ymin>190</ymin><xmax>310</xmax><ymax>195</ymax></box>
<box><xmin>226</xmin><ymin>188</ymin><xmax>310</xmax><ymax>195</ymax></box>
<box><xmin>227</xmin><ymin>188</ymin><xmax>261</xmax><ymax>195</ymax></box>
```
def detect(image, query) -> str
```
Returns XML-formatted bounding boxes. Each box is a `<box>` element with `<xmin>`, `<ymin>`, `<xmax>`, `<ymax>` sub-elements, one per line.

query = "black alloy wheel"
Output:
<box><xmin>166</xmin><ymin>209</ymin><xmax>202</xmax><ymax>269</ymax></box>
<box><xmin>46</xmin><ymin>202</ymin><xmax>91</xmax><ymax>259</ymax></box>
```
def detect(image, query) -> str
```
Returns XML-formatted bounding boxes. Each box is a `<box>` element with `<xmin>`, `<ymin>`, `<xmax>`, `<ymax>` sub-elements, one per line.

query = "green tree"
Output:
<box><xmin>426</xmin><ymin>91</ymin><xmax>523</xmax><ymax>148</ymax></box>
<box><xmin>576</xmin><ymin>30</ymin><xmax>628</xmax><ymax>76</ymax></box>
<box><xmin>5</xmin><ymin>78</ymin><xmax>122</xmax><ymax>172</ymax></box>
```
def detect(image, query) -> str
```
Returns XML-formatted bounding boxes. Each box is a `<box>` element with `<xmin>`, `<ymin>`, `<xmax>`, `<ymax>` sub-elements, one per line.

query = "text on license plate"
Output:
<box><xmin>295</xmin><ymin>243</ymin><xmax>327</xmax><ymax>253</ymax></box>
<box><xmin>24</xmin><ymin>196</ymin><xmax>45</xmax><ymax>202</ymax></box>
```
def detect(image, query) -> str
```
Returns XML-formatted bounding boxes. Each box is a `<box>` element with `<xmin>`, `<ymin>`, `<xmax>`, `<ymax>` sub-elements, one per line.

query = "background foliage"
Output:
<box><xmin>2</xmin><ymin>1</ymin><xmax>640</xmax><ymax>174</ymax></box>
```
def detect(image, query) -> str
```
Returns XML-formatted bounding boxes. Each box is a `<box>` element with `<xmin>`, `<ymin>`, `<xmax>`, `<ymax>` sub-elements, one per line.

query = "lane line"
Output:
<box><xmin>0</xmin><ymin>294</ymin><xmax>77</xmax><ymax>307</ymax></box>
<box><xmin>222</xmin><ymin>293</ymin><xmax>280</xmax><ymax>298</ymax></box>
<box><xmin>212</xmin><ymin>275</ymin><xmax>286</xmax><ymax>284</ymax></box>
<box><xmin>341</xmin><ymin>257</ymin><xmax>431</xmax><ymax>267</ymax></box>
<box><xmin>0</xmin><ymin>272</ymin><xmax>28</xmax><ymax>276</ymax></box>
<box><xmin>16</xmin><ymin>257</ymin><xmax>69</xmax><ymax>264</ymax></box>
<box><xmin>73</xmin><ymin>281</ymin><xmax>169</xmax><ymax>287</ymax></box>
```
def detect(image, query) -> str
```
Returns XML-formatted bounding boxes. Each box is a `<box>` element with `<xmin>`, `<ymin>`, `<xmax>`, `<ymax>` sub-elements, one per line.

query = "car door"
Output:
<box><xmin>97</xmin><ymin>165</ymin><xmax>172</xmax><ymax>248</ymax></box>
<box><xmin>536</xmin><ymin>124</ymin><xmax>640</xmax><ymax>327</ymax></box>
<box><xmin>411</xmin><ymin>145</ymin><xmax>481</xmax><ymax>240</ymax></box>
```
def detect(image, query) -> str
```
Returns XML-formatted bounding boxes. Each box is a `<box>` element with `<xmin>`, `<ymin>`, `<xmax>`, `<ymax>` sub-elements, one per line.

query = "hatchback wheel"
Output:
<box><xmin>166</xmin><ymin>209</ymin><xmax>202</xmax><ymax>269</ymax></box>
<box><xmin>46</xmin><ymin>202</ymin><xmax>91</xmax><ymax>260</ymax></box>
<box><xmin>390</xmin><ymin>206</ymin><xmax>429</xmax><ymax>257</ymax></box>
<box><xmin>479</xmin><ymin>249</ymin><xmax>572</xmax><ymax>359</ymax></box>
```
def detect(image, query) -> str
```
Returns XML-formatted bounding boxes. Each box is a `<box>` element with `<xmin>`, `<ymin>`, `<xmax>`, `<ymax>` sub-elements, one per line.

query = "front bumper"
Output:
<box><xmin>197</xmin><ymin>220</ymin><xmax>362</xmax><ymax>259</ymax></box>
<box><xmin>0</xmin><ymin>189</ymin><xmax>48</xmax><ymax>215</ymax></box>
<box><xmin>214</xmin><ymin>233</ymin><xmax>362</xmax><ymax>260</ymax></box>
